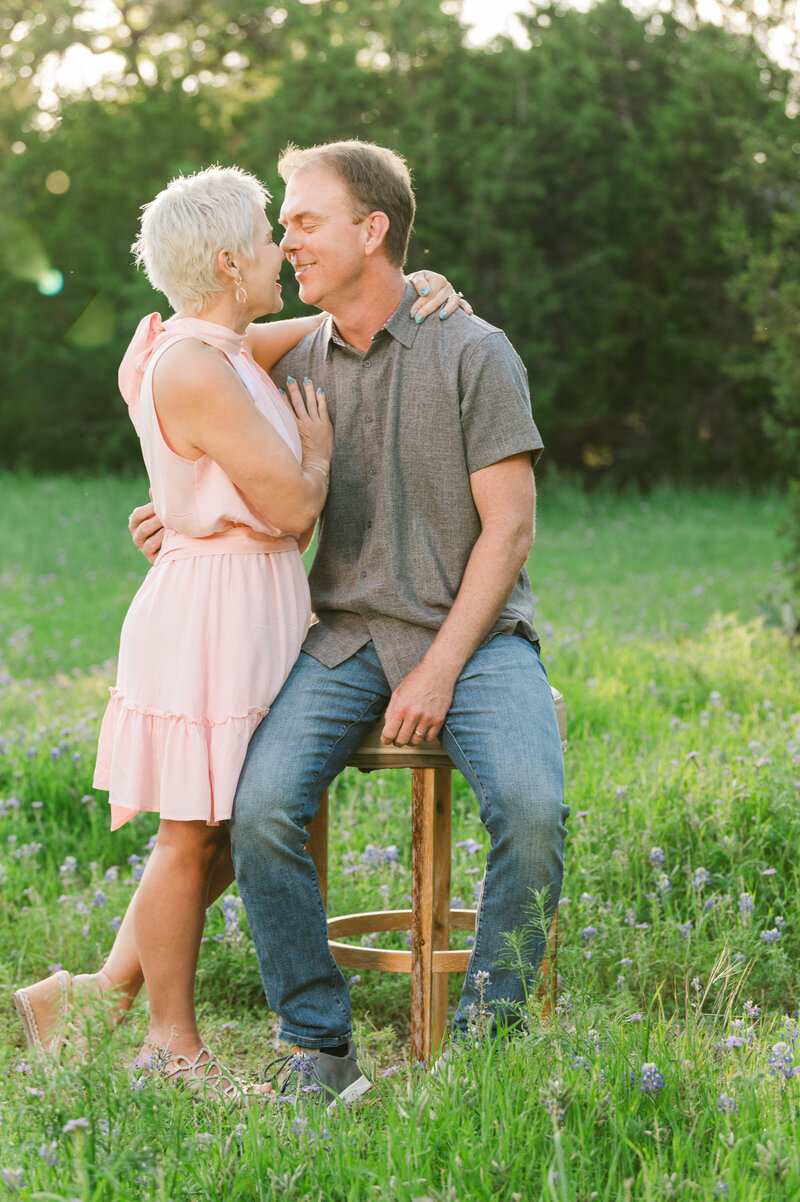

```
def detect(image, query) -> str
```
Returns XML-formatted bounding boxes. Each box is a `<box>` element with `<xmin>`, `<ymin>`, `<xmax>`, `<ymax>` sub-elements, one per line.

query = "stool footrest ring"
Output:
<box><xmin>327</xmin><ymin>908</ymin><xmax>477</xmax><ymax>975</ymax></box>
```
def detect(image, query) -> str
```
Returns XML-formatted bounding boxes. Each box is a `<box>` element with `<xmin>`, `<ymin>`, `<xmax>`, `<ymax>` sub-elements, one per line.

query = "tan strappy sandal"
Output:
<box><xmin>157</xmin><ymin>1044</ymin><xmax>271</xmax><ymax>1107</ymax></box>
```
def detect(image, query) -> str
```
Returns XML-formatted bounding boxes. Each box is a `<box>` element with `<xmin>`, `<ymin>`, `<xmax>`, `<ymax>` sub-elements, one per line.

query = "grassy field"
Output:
<box><xmin>1</xmin><ymin>473</ymin><xmax>799</xmax><ymax>1200</ymax></box>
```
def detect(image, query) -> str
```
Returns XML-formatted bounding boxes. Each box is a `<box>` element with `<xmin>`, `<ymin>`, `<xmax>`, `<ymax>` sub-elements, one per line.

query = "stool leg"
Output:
<box><xmin>537</xmin><ymin>908</ymin><xmax>559</xmax><ymax>1020</ymax></box>
<box><xmin>306</xmin><ymin>789</ymin><xmax>329</xmax><ymax>909</ymax></box>
<box><xmin>411</xmin><ymin>767</ymin><xmax>435</xmax><ymax>1063</ymax></box>
<box><xmin>431</xmin><ymin>767</ymin><xmax>452</xmax><ymax>1054</ymax></box>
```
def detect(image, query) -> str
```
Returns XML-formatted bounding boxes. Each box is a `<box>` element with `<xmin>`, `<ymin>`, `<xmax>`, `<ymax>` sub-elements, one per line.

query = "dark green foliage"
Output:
<box><xmin>0</xmin><ymin>0</ymin><xmax>797</xmax><ymax>489</ymax></box>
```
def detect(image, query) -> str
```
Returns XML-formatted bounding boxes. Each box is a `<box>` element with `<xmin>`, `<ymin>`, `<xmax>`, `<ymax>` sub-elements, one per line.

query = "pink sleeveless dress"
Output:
<box><xmin>93</xmin><ymin>313</ymin><xmax>312</xmax><ymax>831</ymax></box>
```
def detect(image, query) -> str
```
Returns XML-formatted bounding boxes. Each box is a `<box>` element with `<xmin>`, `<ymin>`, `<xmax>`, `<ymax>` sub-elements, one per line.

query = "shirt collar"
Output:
<box><xmin>324</xmin><ymin>279</ymin><xmax>420</xmax><ymax>358</ymax></box>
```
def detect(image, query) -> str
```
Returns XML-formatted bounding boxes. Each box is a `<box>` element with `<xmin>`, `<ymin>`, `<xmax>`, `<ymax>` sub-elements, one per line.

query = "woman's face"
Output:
<box><xmin>239</xmin><ymin>207</ymin><xmax>286</xmax><ymax>317</ymax></box>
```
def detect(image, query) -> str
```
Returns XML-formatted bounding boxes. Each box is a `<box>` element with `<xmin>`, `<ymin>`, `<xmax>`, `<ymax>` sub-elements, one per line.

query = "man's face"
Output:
<box><xmin>278</xmin><ymin>168</ymin><xmax>368</xmax><ymax>312</ymax></box>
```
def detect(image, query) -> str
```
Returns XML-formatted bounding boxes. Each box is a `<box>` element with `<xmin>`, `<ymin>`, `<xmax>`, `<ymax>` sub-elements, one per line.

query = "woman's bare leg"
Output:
<box><xmin>131</xmin><ymin>818</ymin><xmax>230</xmax><ymax>1061</ymax></box>
<box><xmin>88</xmin><ymin>834</ymin><xmax>235</xmax><ymax>1015</ymax></box>
<box><xmin>16</xmin><ymin>830</ymin><xmax>235</xmax><ymax>1046</ymax></box>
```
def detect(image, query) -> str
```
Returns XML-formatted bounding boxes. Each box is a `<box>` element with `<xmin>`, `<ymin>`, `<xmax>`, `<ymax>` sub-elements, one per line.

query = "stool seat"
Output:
<box><xmin>306</xmin><ymin>686</ymin><xmax>566</xmax><ymax>1060</ymax></box>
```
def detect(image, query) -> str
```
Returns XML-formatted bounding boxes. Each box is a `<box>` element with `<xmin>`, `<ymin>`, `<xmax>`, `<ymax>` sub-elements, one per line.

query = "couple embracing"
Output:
<box><xmin>13</xmin><ymin>140</ymin><xmax>567</xmax><ymax>1106</ymax></box>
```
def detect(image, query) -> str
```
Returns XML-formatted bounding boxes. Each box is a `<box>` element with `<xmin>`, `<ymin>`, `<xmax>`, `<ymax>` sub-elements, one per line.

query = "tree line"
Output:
<box><xmin>1</xmin><ymin>0</ymin><xmax>798</xmax><ymax>518</ymax></box>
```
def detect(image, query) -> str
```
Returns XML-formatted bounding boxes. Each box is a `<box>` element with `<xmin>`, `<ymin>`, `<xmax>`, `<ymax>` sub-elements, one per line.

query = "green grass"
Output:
<box><xmin>1</xmin><ymin>474</ymin><xmax>799</xmax><ymax>1199</ymax></box>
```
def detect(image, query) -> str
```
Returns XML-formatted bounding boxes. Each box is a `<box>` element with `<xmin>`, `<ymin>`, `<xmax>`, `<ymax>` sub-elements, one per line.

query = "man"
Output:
<box><xmin>134</xmin><ymin>140</ymin><xmax>567</xmax><ymax>1105</ymax></box>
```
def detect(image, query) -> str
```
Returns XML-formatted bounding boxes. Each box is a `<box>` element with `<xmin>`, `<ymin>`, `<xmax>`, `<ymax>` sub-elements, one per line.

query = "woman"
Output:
<box><xmin>12</xmin><ymin>165</ymin><xmax>465</xmax><ymax>1102</ymax></box>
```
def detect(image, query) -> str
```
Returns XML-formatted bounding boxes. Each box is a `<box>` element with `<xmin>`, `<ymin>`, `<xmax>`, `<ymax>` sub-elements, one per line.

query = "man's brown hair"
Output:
<box><xmin>278</xmin><ymin>139</ymin><xmax>416</xmax><ymax>267</ymax></box>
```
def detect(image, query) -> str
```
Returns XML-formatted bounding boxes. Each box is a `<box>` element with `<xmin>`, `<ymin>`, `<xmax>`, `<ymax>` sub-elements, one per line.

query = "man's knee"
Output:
<box><xmin>487</xmin><ymin>761</ymin><xmax>566</xmax><ymax>849</ymax></box>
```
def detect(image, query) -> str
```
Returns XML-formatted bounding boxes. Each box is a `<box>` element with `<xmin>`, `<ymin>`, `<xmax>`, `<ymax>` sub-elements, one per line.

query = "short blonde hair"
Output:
<box><xmin>278</xmin><ymin>140</ymin><xmax>415</xmax><ymax>267</ymax></box>
<box><xmin>132</xmin><ymin>165</ymin><xmax>270</xmax><ymax>314</ymax></box>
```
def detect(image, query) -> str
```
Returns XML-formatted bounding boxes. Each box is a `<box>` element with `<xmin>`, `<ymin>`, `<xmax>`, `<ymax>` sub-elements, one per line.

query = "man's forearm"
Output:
<box><xmin>418</xmin><ymin>522</ymin><xmax>532</xmax><ymax>685</ymax></box>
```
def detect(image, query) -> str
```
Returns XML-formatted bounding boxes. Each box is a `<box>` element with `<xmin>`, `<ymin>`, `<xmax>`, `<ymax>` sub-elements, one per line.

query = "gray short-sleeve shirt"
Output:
<box><xmin>270</xmin><ymin>280</ymin><xmax>544</xmax><ymax>688</ymax></box>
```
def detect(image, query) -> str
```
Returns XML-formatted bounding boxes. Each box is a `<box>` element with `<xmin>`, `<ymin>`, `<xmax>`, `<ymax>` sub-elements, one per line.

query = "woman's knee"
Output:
<box><xmin>156</xmin><ymin>819</ymin><xmax>228</xmax><ymax>867</ymax></box>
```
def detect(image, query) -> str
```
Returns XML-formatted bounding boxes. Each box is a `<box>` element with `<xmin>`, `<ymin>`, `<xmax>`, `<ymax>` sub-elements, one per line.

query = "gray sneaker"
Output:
<box><xmin>265</xmin><ymin>1042</ymin><xmax>372</xmax><ymax>1111</ymax></box>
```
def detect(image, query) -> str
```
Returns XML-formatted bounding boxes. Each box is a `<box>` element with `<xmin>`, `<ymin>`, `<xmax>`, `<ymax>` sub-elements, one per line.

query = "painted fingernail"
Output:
<box><xmin>317</xmin><ymin>387</ymin><xmax>324</xmax><ymax>395</ymax></box>
<box><xmin>415</xmin><ymin>314</ymin><xmax>423</xmax><ymax>324</ymax></box>
<box><xmin>410</xmin><ymin>308</ymin><xmax>417</xmax><ymax>318</ymax></box>
<box><xmin>278</xmin><ymin>388</ymin><xmax>285</xmax><ymax>395</ymax></box>
<box><xmin>439</xmin><ymin>308</ymin><xmax>447</xmax><ymax>319</ymax></box>
<box><xmin>303</xmin><ymin>376</ymin><xmax>310</xmax><ymax>384</ymax></box>
<box><xmin>420</xmin><ymin>287</ymin><xmax>429</xmax><ymax>296</ymax></box>
<box><xmin>287</xmin><ymin>375</ymin><xmax>295</xmax><ymax>384</ymax></box>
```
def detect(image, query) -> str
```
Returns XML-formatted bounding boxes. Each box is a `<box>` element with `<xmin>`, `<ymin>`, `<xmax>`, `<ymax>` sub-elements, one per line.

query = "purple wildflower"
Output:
<box><xmin>638</xmin><ymin>1063</ymin><xmax>665</xmax><ymax>1095</ymax></box>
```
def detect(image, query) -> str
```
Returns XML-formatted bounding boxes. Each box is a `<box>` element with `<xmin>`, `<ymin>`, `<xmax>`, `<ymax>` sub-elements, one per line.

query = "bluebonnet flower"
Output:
<box><xmin>767</xmin><ymin>1042</ymin><xmax>800</xmax><ymax>1080</ymax></box>
<box><xmin>1</xmin><ymin>1169</ymin><xmax>24</xmax><ymax>1192</ymax></box>
<box><xmin>37</xmin><ymin>1144</ymin><xmax>58</xmax><ymax>1167</ymax></box>
<box><xmin>713</xmin><ymin>1182</ymin><xmax>729</xmax><ymax>1198</ymax></box>
<box><xmin>348</xmin><ymin>975</ymin><xmax>360</xmax><ymax>987</ymax></box>
<box><xmin>692</xmin><ymin>867</ymin><xmax>711</xmax><ymax>889</ymax></box>
<box><xmin>724</xmin><ymin>1035</ymin><xmax>747</xmax><ymax>1049</ymax></box>
<box><xmin>775</xmin><ymin>916</ymin><xmax>787</xmax><ymax>931</ymax></box>
<box><xmin>59</xmin><ymin>855</ymin><xmax>77</xmax><ymax>876</ymax></box>
<box><xmin>738</xmin><ymin>892</ymin><xmax>755</xmax><ymax>917</ymax></box>
<box><xmin>220</xmin><ymin>895</ymin><xmax>244</xmax><ymax>942</ymax></box>
<box><xmin>680</xmin><ymin>922</ymin><xmax>693</xmax><ymax>939</ymax></box>
<box><xmin>716</xmin><ymin>1092</ymin><xmax>737</xmax><ymax>1114</ymax></box>
<box><xmin>656</xmin><ymin>873</ymin><xmax>671</xmax><ymax>895</ymax></box>
<box><xmin>380</xmin><ymin>1064</ymin><xmax>400</xmax><ymax>1077</ymax></box>
<box><xmin>104</xmin><ymin>866</ymin><xmax>119</xmax><ymax>883</ymax></box>
<box><xmin>579</xmin><ymin>926</ymin><xmax>599</xmax><ymax>941</ymax></box>
<box><xmin>743</xmin><ymin>1000</ymin><xmax>761</xmax><ymax>1019</ymax></box>
<box><xmin>638</xmin><ymin>1063</ymin><xmax>665</xmax><ymax>1095</ymax></box>
<box><xmin>649</xmin><ymin>847</ymin><xmax>666</xmax><ymax>868</ymax></box>
<box><xmin>624</xmin><ymin>908</ymin><xmax>637</xmax><ymax>927</ymax></box>
<box><xmin>92</xmin><ymin>890</ymin><xmax>107</xmax><ymax>908</ymax></box>
<box><xmin>761</xmin><ymin>928</ymin><xmax>782</xmax><ymax>944</ymax></box>
<box><xmin>109</xmin><ymin>916</ymin><xmax>121</xmax><ymax>931</ymax></box>
<box><xmin>456</xmin><ymin>838</ymin><xmax>483</xmax><ymax>855</ymax></box>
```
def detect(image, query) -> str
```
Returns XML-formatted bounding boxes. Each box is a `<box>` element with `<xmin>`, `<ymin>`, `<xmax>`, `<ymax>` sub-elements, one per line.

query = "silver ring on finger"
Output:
<box><xmin>414</xmin><ymin>729</ymin><xmax>426</xmax><ymax>738</ymax></box>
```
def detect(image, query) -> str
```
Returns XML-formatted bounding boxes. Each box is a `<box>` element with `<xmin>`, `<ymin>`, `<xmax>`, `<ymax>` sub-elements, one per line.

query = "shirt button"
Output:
<box><xmin>361</xmin><ymin>571</ymin><xmax>367</xmax><ymax>578</ymax></box>
<box><xmin>366</xmin><ymin>520</ymin><xmax>373</xmax><ymax>529</ymax></box>
<box><xmin>366</xmin><ymin>415</ymin><xmax>373</xmax><ymax>423</ymax></box>
<box><xmin>363</xmin><ymin>360</ymin><xmax>371</xmax><ymax>368</ymax></box>
<box><xmin>369</xmin><ymin>467</ymin><xmax>376</xmax><ymax>476</ymax></box>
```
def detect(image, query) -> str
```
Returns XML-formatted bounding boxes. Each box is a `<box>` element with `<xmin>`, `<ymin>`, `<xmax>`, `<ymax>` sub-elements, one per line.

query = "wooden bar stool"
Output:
<box><xmin>306</xmin><ymin>686</ymin><xmax>567</xmax><ymax>1063</ymax></box>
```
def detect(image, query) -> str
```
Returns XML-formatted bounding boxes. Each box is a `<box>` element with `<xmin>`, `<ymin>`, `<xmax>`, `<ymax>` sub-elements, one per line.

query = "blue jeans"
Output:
<box><xmin>229</xmin><ymin>636</ymin><xmax>568</xmax><ymax>1047</ymax></box>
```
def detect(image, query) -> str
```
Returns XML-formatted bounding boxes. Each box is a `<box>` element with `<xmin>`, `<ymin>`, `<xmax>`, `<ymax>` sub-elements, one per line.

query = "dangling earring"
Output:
<box><xmin>234</xmin><ymin>276</ymin><xmax>247</xmax><ymax>304</ymax></box>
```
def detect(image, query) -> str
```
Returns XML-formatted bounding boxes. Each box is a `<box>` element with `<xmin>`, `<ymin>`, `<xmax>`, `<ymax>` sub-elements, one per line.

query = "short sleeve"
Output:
<box><xmin>459</xmin><ymin>331</ymin><xmax>543</xmax><ymax>473</ymax></box>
